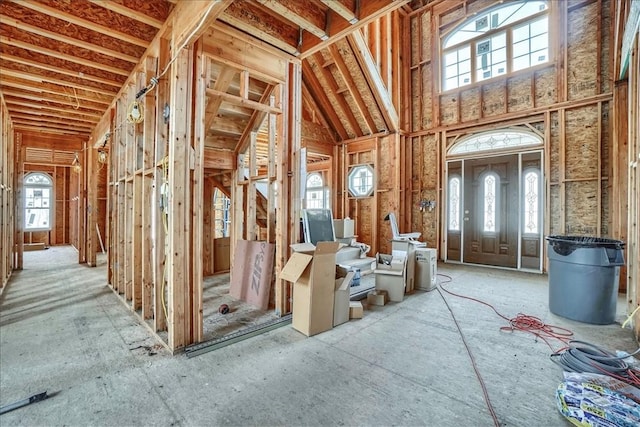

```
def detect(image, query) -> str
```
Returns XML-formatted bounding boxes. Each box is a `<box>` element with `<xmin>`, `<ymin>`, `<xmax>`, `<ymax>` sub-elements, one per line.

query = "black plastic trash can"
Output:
<box><xmin>546</xmin><ymin>236</ymin><xmax>625</xmax><ymax>324</ymax></box>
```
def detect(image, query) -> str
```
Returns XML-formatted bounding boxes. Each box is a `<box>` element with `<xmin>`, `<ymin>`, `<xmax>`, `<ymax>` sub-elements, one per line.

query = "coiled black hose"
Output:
<box><xmin>551</xmin><ymin>340</ymin><xmax>640</xmax><ymax>385</ymax></box>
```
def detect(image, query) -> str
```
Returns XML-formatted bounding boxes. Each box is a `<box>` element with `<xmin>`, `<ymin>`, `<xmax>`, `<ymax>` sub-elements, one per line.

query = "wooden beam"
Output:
<box><xmin>206</xmin><ymin>88</ymin><xmax>282</xmax><ymax>115</ymax></box>
<box><xmin>204</xmin><ymin>148</ymin><xmax>235</xmax><ymax>170</ymax></box>
<box><xmin>0</xmin><ymin>36</ymin><xmax>130</xmax><ymax>77</ymax></box>
<box><xmin>235</xmin><ymin>86</ymin><xmax>275</xmax><ymax>156</ymax></box>
<box><xmin>0</xmin><ymin>68</ymin><xmax>117</xmax><ymax>97</ymax></box>
<box><xmin>3</xmin><ymin>99</ymin><xmax>102</xmax><ymax>119</ymax></box>
<box><xmin>328</xmin><ymin>44</ymin><xmax>377</xmax><ymax>134</ymax></box>
<box><xmin>301</xmin><ymin>62</ymin><xmax>349</xmax><ymax>140</ymax></box>
<box><xmin>12</xmin><ymin>124</ymin><xmax>89</xmax><ymax>136</ymax></box>
<box><xmin>88</xmin><ymin>0</ymin><xmax>165</xmax><ymax>28</ymax></box>
<box><xmin>171</xmin><ymin>0</ymin><xmax>234</xmax><ymax>48</ymax></box>
<box><xmin>311</xmin><ymin>52</ymin><xmax>362</xmax><ymax>137</ymax></box>
<box><xmin>319</xmin><ymin>0</ymin><xmax>358</xmax><ymax>24</ymax></box>
<box><xmin>348</xmin><ymin>31</ymin><xmax>399</xmax><ymax>130</ymax></box>
<box><xmin>13</xmin><ymin>0</ymin><xmax>151</xmax><ymax>48</ymax></box>
<box><xmin>11</xmin><ymin>119</ymin><xmax>93</xmax><ymax>132</ymax></box>
<box><xmin>204</xmin><ymin>66</ymin><xmax>237</xmax><ymax>132</ymax></box>
<box><xmin>1</xmin><ymin>90</ymin><xmax>106</xmax><ymax>112</ymax></box>
<box><xmin>300</xmin><ymin>0</ymin><xmax>410</xmax><ymax>59</ymax></box>
<box><xmin>1</xmin><ymin>54</ymin><xmax>123</xmax><ymax>88</ymax></box>
<box><xmin>256</xmin><ymin>0</ymin><xmax>328</xmax><ymax>41</ymax></box>
<box><xmin>218</xmin><ymin>13</ymin><xmax>300</xmax><ymax>56</ymax></box>
<box><xmin>0</xmin><ymin>77</ymin><xmax>112</xmax><ymax>105</ymax></box>
<box><xmin>9</xmin><ymin>113</ymin><xmax>97</xmax><ymax>127</ymax></box>
<box><xmin>0</xmin><ymin>14</ymin><xmax>139</xmax><ymax>63</ymax></box>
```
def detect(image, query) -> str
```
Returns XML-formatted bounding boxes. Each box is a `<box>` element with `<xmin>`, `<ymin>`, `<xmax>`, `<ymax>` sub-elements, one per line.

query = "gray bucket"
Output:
<box><xmin>546</xmin><ymin>236</ymin><xmax>625</xmax><ymax>324</ymax></box>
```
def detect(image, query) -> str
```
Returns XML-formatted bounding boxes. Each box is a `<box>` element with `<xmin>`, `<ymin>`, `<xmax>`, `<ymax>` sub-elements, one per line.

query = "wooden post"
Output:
<box><xmin>167</xmin><ymin>46</ymin><xmax>193</xmax><ymax>351</ymax></box>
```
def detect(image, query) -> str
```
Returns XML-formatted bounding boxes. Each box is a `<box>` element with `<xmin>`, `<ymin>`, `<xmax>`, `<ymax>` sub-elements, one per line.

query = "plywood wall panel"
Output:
<box><xmin>421</xmin><ymin>65</ymin><xmax>433</xmax><ymax>129</ymax></box>
<box><xmin>600</xmin><ymin>0</ymin><xmax>611</xmax><ymax>94</ymax></box>
<box><xmin>410</xmin><ymin>16</ymin><xmax>420</xmax><ymax>66</ymax></box>
<box><xmin>534</xmin><ymin>68</ymin><xmax>557</xmax><ymax>107</ymax></box>
<box><xmin>481</xmin><ymin>81</ymin><xmax>507</xmax><ymax>117</ymax></box>
<box><xmin>549</xmin><ymin>111</ymin><xmax>561</xmax><ymax>183</ymax></box>
<box><xmin>460</xmin><ymin>87</ymin><xmax>481</xmax><ymax>122</ymax></box>
<box><xmin>565</xmin><ymin>181</ymin><xmax>598</xmax><ymax>235</ymax></box>
<box><xmin>565</xmin><ymin>106</ymin><xmax>599</xmax><ymax>180</ymax></box>
<box><xmin>420</xmin><ymin>10</ymin><xmax>431</xmax><ymax>63</ymax></box>
<box><xmin>439</xmin><ymin>94</ymin><xmax>458</xmax><ymax>125</ymax></box>
<box><xmin>411</xmin><ymin>68</ymin><xmax>420</xmax><ymax>131</ymax></box>
<box><xmin>507</xmin><ymin>75</ymin><xmax>534</xmax><ymax>113</ymax></box>
<box><xmin>567</xmin><ymin>3</ymin><xmax>599</xmax><ymax>100</ymax></box>
<box><xmin>549</xmin><ymin>185</ymin><xmax>561</xmax><ymax>235</ymax></box>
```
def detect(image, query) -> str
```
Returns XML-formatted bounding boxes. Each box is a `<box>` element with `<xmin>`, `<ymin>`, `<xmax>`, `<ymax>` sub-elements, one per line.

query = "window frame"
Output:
<box><xmin>522</xmin><ymin>168</ymin><xmax>541</xmax><ymax>236</ymax></box>
<box><xmin>24</xmin><ymin>172</ymin><xmax>53</xmax><ymax>232</ymax></box>
<box><xmin>305</xmin><ymin>172</ymin><xmax>329</xmax><ymax>210</ymax></box>
<box><xmin>347</xmin><ymin>164</ymin><xmax>375</xmax><ymax>198</ymax></box>
<box><xmin>440</xmin><ymin>2</ymin><xmax>550</xmax><ymax>92</ymax></box>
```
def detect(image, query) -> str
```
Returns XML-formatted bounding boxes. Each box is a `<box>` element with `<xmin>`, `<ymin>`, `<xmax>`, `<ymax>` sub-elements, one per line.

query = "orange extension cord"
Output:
<box><xmin>434</xmin><ymin>274</ymin><xmax>575</xmax><ymax>427</ymax></box>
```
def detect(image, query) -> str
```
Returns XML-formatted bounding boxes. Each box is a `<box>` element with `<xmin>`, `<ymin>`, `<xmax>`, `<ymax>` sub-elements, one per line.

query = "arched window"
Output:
<box><xmin>213</xmin><ymin>188</ymin><xmax>230</xmax><ymax>238</ymax></box>
<box><xmin>523</xmin><ymin>169</ymin><xmax>540</xmax><ymax>234</ymax></box>
<box><xmin>306</xmin><ymin>172</ymin><xmax>328</xmax><ymax>209</ymax></box>
<box><xmin>448</xmin><ymin>129</ymin><xmax>542</xmax><ymax>155</ymax></box>
<box><xmin>448</xmin><ymin>176</ymin><xmax>461</xmax><ymax>231</ymax></box>
<box><xmin>442</xmin><ymin>1</ymin><xmax>549</xmax><ymax>91</ymax></box>
<box><xmin>24</xmin><ymin>172</ymin><xmax>53</xmax><ymax>231</ymax></box>
<box><xmin>483</xmin><ymin>173</ymin><xmax>498</xmax><ymax>233</ymax></box>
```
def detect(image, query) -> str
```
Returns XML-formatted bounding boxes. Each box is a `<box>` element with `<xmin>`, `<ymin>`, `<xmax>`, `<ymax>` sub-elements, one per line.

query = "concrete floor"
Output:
<box><xmin>1</xmin><ymin>246</ymin><xmax>637</xmax><ymax>426</ymax></box>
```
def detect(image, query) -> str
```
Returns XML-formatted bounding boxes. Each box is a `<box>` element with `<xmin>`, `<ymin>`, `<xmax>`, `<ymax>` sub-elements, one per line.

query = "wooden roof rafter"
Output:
<box><xmin>0</xmin><ymin>89</ymin><xmax>107</xmax><ymax>112</ymax></box>
<box><xmin>256</xmin><ymin>0</ymin><xmax>329</xmax><ymax>41</ymax></box>
<box><xmin>327</xmin><ymin>43</ymin><xmax>377</xmax><ymax>135</ymax></box>
<box><xmin>13</xmin><ymin>0</ymin><xmax>151</xmax><ymax>48</ymax></box>
<box><xmin>0</xmin><ymin>77</ymin><xmax>112</xmax><ymax>105</ymax></box>
<box><xmin>0</xmin><ymin>68</ymin><xmax>117</xmax><ymax>98</ymax></box>
<box><xmin>87</xmin><ymin>0</ymin><xmax>165</xmax><ymax>29</ymax></box>
<box><xmin>302</xmin><ymin>61</ymin><xmax>349</xmax><ymax>141</ymax></box>
<box><xmin>311</xmin><ymin>52</ymin><xmax>363</xmax><ymax>138</ymax></box>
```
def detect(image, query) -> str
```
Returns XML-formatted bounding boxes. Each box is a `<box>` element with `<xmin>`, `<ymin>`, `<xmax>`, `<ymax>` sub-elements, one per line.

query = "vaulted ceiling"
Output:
<box><xmin>0</xmin><ymin>0</ymin><xmax>416</xmax><ymax>154</ymax></box>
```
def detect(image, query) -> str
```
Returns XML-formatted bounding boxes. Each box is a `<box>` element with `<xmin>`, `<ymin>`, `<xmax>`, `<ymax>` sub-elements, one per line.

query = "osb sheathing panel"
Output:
<box><xmin>421</xmin><ymin>65</ymin><xmax>433</xmax><ymax>129</ymax></box>
<box><xmin>377</xmin><ymin>137</ymin><xmax>393</xmax><ymax>190</ymax></box>
<box><xmin>223</xmin><ymin>1</ymin><xmax>298</xmax><ymax>48</ymax></box>
<box><xmin>549</xmin><ymin>111</ymin><xmax>560</xmax><ymax>183</ymax></box>
<box><xmin>350</xmin><ymin>198</ymin><xmax>374</xmax><ymax>246</ymax></box>
<box><xmin>0</xmin><ymin>26</ymin><xmax>134</xmax><ymax>73</ymax></box>
<box><xmin>36</xmin><ymin>0</ymin><xmax>161</xmax><ymax>43</ymax></box>
<box><xmin>377</xmin><ymin>192</ymin><xmax>392</xmax><ymax>253</ymax></box>
<box><xmin>421</xmin><ymin>10</ymin><xmax>432</xmax><ymax>64</ymax></box>
<box><xmin>410</xmin><ymin>15</ymin><xmax>420</xmax><ymax>66</ymax></box>
<box><xmin>0</xmin><ymin>2</ymin><xmax>146</xmax><ymax>58</ymax></box>
<box><xmin>439</xmin><ymin>2</ymin><xmax>465</xmax><ymax>29</ymax></box>
<box><xmin>565</xmin><ymin>106</ymin><xmax>599</xmax><ymax>180</ymax></box>
<box><xmin>1</xmin><ymin>76</ymin><xmax>114</xmax><ymax>105</ymax></box>
<box><xmin>566</xmin><ymin>181</ymin><xmax>598</xmax><ymax>235</ymax></box>
<box><xmin>601</xmin><ymin>180</ymin><xmax>609</xmax><ymax>236</ymax></box>
<box><xmin>600</xmin><ymin>0</ymin><xmax>611</xmax><ymax>94</ymax></box>
<box><xmin>422</xmin><ymin>135</ymin><xmax>438</xmax><ymax>189</ymax></box>
<box><xmin>534</xmin><ymin>68</ymin><xmax>557</xmax><ymax>107</ymax></box>
<box><xmin>411</xmin><ymin>68</ymin><xmax>420</xmax><ymax>131</ymax></box>
<box><xmin>308</xmin><ymin>56</ymin><xmax>356</xmax><ymax>138</ymax></box>
<box><xmin>439</xmin><ymin>93</ymin><xmax>458</xmax><ymax>125</ymax></box>
<box><xmin>1</xmin><ymin>61</ymin><xmax>117</xmax><ymax>95</ymax></box>
<box><xmin>507</xmin><ymin>74</ymin><xmax>534</xmax><ymax>113</ymax></box>
<box><xmin>549</xmin><ymin>185</ymin><xmax>561</xmax><ymax>235</ymax></box>
<box><xmin>335</xmin><ymin>39</ymin><xmax>386</xmax><ymax>132</ymax></box>
<box><xmin>601</xmin><ymin>102</ymin><xmax>610</xmax><ymax>177</ymax></box>
<box><xmin>4</xmin><ymin>87</ymin><xmax>109</xmax><ymax>113</ymax></box>
<box><xmin>567</xmin><ymin>3</ymin><xmax>599</xmax><ymax>101</ymax></box>
<box><xmin>482</xmin><ymin>81</ymin><xmax>507</xmax><ymax>117</ymax></box>
<box><xmin>1</xmin><ymin>45</ymin><xmax>127</xmax><ymax>85</ymax></box>
<box><xmin>460</xmin><ymin>87</ymin><xmax>481</xmax><ymax>122</ymax></box>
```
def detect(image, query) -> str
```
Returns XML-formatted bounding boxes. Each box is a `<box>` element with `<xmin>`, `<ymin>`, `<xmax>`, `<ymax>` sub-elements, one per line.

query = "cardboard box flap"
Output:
<box><xmin>336</xmin><ymin>271</ymin><xmax>355</xmax><ymax>291</ymax></box>
<box><xmin>280</xmin><ymin>252</ymin><xmax>313</xmax><ymax>283</ymax></box>
<box><xmin>290</xmin><ymin>242</ymin><xmax>316</xmax><ymax>253</ymax></box>
<box><xmin>315</xmin><ymin>241</ymin><xmax>341</xmax><ymax>254</ymax></box>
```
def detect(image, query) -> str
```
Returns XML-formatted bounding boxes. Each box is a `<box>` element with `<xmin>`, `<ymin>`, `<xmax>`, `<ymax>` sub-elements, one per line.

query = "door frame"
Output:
<box><xmin>444</xmin><ymin>149</ymin><xmax>545</xmax><ymax>272</ymax></box>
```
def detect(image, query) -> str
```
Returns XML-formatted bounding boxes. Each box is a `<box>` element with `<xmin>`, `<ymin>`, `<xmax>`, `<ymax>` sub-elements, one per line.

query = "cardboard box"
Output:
<box><xmin>373</xmin><ymin>253</ymin><xmax>407</xmax><ymax>302</ymax></box>
<box><xmin>415</xmin><ymin>248</ymin><xmax>437</xmax><ymax>291</ymax></box>
<box><xmin>391</xmin><ymin>239</ymin><xmax>426</xmax><ymax>293</ymax></box>
<box><xmin>333</xmin><ymin>218</ymin><xmax>354</xmax><ymax>238</ymax></box>
<box><xmin>349</xmin><ymin>301</ymin><xmax>363</xmax><ymax>319</ymax></box>
<box><xmin>214</xmin><ymin>237</ymin><xmax>231</xmax><ymax>272</ymax></box>
<box><xmin>281</xmin><ymin>241</ymin><xmax>340</xmax><ymax>336</ymax></box>
<box><xmin>367</xmin><ymin>290</ymin><xmax>388</xmax><ymax>306</ymax></box>
<box><xmin>334</xmin><ymin>271</ymin><xmax>355</xmax><ymax>326</ymax></box>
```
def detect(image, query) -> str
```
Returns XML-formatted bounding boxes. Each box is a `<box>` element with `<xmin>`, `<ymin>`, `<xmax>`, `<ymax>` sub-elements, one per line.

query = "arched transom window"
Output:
<box><xmin>306</xmin><ymin>172</ymin><xmax>329</xmax><ymax>209</ymax></box>
<box><xmin>24</xmin><ymin>172</ymin><xmax>53</xmax><ymax>231</ymax></box>
<box><xmin>448</xmin><ymin>129</ymin><xmax>542</xmax><ymax>156</ymax></box>
<box><xmin>442</xmin><ymin>1</ymin><xmax>549</xmax><ymax>91</ymax></box>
